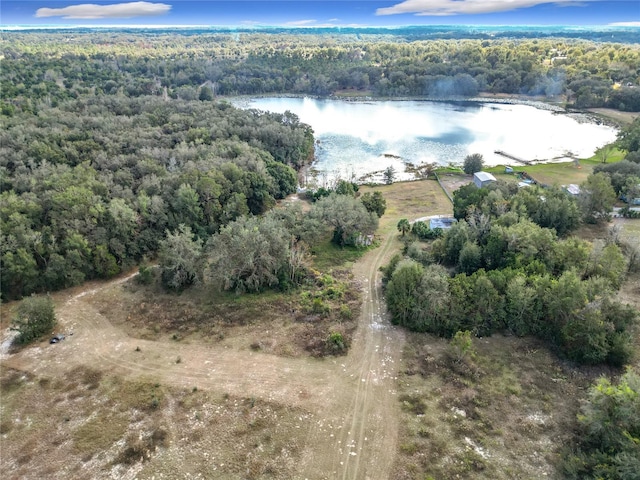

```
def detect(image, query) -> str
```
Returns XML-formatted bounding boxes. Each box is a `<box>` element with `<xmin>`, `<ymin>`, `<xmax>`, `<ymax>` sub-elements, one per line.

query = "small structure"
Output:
<box><xmin>429</xmin><ymin>216</ymin><xmax>457</xmax><ymax>230</ymax></box>
<box><xmin>563</xmin><ymin>184</ymin><xmax>580</xmax><ymax>196</ymax></box>
<box><xmin>504</xmin><ymin>166</ymin><xmax>514</xmax><ymax>174</ymax></box>
<box><xmin>473</xmin><ymin>171</ymin><xmax>497</xmax><ymax>189</ymax></box>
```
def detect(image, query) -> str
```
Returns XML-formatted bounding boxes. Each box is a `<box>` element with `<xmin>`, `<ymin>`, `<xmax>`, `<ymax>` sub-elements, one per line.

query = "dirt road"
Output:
<box><xmin>299</xmin><ymin>231</ymin><xmax>405</xmax><ymax>480</ymax></box>
<box><xmin>2</xmin><ymin>230</ymin><xmax>404</xmax><ymax>480</ymax></box>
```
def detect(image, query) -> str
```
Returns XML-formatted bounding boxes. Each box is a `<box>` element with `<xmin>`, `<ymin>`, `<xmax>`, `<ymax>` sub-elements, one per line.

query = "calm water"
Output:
<box><xmin>242</xmin><ymin>97</ymin><xmax>617</xmax><ymax>183</ymax></box>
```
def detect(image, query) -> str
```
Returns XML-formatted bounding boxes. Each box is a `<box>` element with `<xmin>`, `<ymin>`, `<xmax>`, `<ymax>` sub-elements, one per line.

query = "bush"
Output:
<box><xmin>562</xmin><ymin>369</ymin><xmax>640</xmax><ymax>479</ymax></box>
<box><xmin>463</xmin><ymin>153</ymin><xmax>484</xmax><ymax>174</ymax></box>
<box><xmin>327</xmin><ymin>332</ymin><xmax>346</xmax><ymax>352</ymax></box>
<box><xmin>137</xmin><ymin>263</ymin><xmax>154</xmax><ymax>285</ymax></box>
<box><xmin>11</xmin><ymin>295</ymin><xmax>56</xmax><ymax>345</ymax></box>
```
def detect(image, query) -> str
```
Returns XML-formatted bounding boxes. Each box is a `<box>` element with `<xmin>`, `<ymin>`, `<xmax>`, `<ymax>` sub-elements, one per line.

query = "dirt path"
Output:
<box><xmin>2</xmin><ymin>230</ymin><xmax>404</xmax><ymax>479</ymax></box>
<box><xmin>299</xmin><ymin>231</ymin><xmax>405</xmax><ymax>480</ymax></box>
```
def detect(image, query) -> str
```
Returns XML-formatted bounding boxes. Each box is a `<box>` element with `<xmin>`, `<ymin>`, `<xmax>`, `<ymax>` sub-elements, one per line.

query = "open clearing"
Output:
<box><xmin>2</xmin><ymin>179</ymin><xmax>639</xmax><ymax>479</ymax></box>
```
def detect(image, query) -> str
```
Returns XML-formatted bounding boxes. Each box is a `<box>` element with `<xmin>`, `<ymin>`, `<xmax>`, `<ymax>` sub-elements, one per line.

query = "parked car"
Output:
<box><xmin>49</xmin><ymin>334</ymin><xmax>65</xmax><ymax>344</ymax></box>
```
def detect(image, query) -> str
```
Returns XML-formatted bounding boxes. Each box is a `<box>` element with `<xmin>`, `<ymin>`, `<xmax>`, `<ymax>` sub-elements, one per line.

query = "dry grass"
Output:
<box><xmin>392</xmin><ymin>334</ymin><xmax>606</xmax><ymax>480</ymax></box>
<box><xmin>90</xmin><ymin>267</ymin><xmax>360</xmax><ymax>359</ymax></box>
<box><xmin>0</xmin><ymin>366</ymin><xmax>310</xmax><ymax>480</ymax></box>
<box><xmin>360</xmin><ymin>178</ymin><xmax>453</xmax><ymax>229</ymax></box>
<box><xmin>586</xmin><ymin>108</ymin><xmax>640</xmax><ymax>126</ymax></box>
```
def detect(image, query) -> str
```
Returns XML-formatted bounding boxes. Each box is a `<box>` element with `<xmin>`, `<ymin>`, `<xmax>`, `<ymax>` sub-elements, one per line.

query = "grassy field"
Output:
<box><xmin>0</xmin><ymin>366</ymin><xmax>308</xmax><ymax>480</ymax></box>
<box><xmin>391</xmin><ymin>334</ymin><xmax>603</xmax><ymax>480</ymax></box>
<box><xmin>360</xmin><ymin>178</ymin><xmax>454</xmax><ymax>231</ymax></box>
<box><xmin>485</xmin><ymin>148</ymin><xmax>626</xmax><ymax>188</ymax></box>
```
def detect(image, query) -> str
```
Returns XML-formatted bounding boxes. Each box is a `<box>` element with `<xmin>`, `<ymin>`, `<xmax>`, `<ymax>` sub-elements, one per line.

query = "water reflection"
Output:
<box><xmin>243</xmin><ymin>97</ymin><xmax>617</xmax><ymax>183</ymax></box>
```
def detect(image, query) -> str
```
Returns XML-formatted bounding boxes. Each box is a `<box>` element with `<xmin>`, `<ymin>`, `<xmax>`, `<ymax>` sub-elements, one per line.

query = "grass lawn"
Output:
<box><xmin>485</xmin><ymin>147</ymin><xmax>626</xmax><ymax>187</ymax></box>
<box><xmin>360</xmin><ymin>179</ymin><xmax>453</xmax><ymax>231</ymax></box>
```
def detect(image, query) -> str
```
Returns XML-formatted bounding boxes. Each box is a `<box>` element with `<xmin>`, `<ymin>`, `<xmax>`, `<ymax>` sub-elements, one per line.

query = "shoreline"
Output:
<box><xmin>228</xmin><ymin>91</ymin><xmax>629</xmax><ymax>127</ymax></box>
<box><xmin>228</xmin><ymin>93</ymin><xmax>622</xmax><ymax>184</ymax></box>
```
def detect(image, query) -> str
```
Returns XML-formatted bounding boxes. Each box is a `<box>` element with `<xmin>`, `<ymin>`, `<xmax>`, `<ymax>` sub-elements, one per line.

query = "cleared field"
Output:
<box><xmin>360</xmin><ymin>178</ymin><xmax>454</xmax><ymax>231</ymax></box>
<box><xmin>2</xmin><ymin>176</ymin><xmax>636</xmax><ymax>480</ymax></box>
<box><xmin>391</xmin><ymin>334</ymin><xmax>601</xmax><ymax>480</ymax></box>
<box><xmin>587</xmin><ymin>108</ymin><xmax>640</xmax><ymax>126</ymax></box>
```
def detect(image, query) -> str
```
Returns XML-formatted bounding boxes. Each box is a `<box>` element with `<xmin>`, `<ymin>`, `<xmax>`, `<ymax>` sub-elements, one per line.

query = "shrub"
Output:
<box><xmin>137</xmin><ymin>263</ymin><xmax>154</xmax><ymax>285</ymax></box>
<box><xmin>11</xmin><ymin>295</ymin><xmax>56</xmax><ymax>345</ymax></box>
<box><xmin>463</xmin><ymin>153</ymin><xmax>484</xmax><ymax>174</ymax></box>
<box><xmin>327</xmin><ymin>332</ymin><xmax>346</xmax><ymax>352</ymax></box>
<box><xmin>562</xmin><ymin>369</ymin><xmax>640</xmax><ymax>479</ymax></box>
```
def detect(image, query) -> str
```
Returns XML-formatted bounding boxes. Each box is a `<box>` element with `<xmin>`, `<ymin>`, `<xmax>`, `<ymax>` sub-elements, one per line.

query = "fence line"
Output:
<box><xmin>433</xmin><ymin>172</ymin><xmax>454</xmax><ymax>204</ymax></box>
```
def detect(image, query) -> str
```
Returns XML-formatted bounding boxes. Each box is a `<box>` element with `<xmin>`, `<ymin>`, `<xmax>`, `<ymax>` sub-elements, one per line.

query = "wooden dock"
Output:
<box><xmin>494</xmin><ymin>150</ymin><xmax>532</xmax><ymax>166</ymax></box>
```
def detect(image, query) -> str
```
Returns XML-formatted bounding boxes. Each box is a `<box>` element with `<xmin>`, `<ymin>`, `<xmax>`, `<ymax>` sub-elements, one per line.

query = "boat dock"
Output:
<box><xmin>494</xmin><ymin>150</ymin><xmax>532</xmax><ymax>166</ymax></box>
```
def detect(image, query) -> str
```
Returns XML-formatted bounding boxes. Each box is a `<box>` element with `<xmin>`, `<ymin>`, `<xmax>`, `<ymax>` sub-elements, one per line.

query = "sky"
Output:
<box><xmin>1</xmin><ymin>0</ymin><xmax>639</xmax><ymax>27</ymax></box>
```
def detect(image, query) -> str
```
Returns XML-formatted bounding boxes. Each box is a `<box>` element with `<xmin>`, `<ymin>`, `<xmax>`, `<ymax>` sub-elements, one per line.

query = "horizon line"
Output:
<box><xmin>2</xmin><ymin>23</ymin><xmax>639</xmax><ymax>29</ymax></box>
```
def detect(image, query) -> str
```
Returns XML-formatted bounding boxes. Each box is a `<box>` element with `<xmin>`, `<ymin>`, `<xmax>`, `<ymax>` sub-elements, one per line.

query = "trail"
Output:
<box><xmin>299</xmin><ymin>231</ymin><xmax>405</xmax><ymax>480</ymax></box>
<box><xmin>2</xmin><ymin>272</ymin><xmax>336</xmax><ymax>410</ymax></box>
<box><xmin>2</xmin><ymin>229</ymin><xmax>405</xmax><ymax>480</ymax></box>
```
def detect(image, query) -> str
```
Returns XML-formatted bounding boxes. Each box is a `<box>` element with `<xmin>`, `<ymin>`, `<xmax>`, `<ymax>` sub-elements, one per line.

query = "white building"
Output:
<box><xmin>473</xmin><ymin>171</ymin><xmax>497</xmax><ymax>189</ymax></box>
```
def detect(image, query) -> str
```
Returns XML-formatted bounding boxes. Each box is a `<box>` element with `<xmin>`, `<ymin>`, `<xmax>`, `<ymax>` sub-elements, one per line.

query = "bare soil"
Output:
<box><xmin>1</xmin><ymin>177</ymin><xmax>451</xmax><ymax>479</ymax></box>
<box><xmin>586</xmin><ymin>108</ymin><xmax>639</xmax><ymax>126</ymax></box>
<box><xmin>3</xmin><ymin>179</ymin><xmax>636</xmax><ymax>479</ymax></box>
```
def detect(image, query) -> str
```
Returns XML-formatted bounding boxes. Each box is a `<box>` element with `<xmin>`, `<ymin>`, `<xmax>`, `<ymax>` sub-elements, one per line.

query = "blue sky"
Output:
<box><xmin>1</xmin><ymin>1</ymin><xmax>639</xmax><ymax>27</ymax></box>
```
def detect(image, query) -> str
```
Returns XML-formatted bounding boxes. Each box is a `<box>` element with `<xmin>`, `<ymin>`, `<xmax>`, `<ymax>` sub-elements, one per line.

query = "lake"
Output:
<box><xmin>240</xmin><ymin>97</ymin><xmax>617</xmax><ymax>184</ymax></box>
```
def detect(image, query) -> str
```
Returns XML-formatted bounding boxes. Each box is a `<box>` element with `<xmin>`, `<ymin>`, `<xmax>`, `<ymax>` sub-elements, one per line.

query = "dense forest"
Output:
<box><xmin>384</xmin><ymin>176</ymin><xmax>638</xmax><ymax>366</ymax></box>
<box><xmin>0</xmin><ymin>95</ymin><xmax>315</xmax><ymax>300</ymax></box>
<box><xmin>2</xmin><ymin>31</ymin><xmax>640</xmax><ymax>113</ymax></box>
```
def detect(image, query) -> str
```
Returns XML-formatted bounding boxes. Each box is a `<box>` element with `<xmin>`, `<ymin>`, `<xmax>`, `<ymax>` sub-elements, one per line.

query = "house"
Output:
<box><xmin>563</xmin><ymin>184</ymin><xmax>580</xmax><ymax>196</ymax></box>
<box><xmin>429</xmin><ymin>217</ymin><xmax>457</xmax><ymax>230</ymax></box>
<box><xmin>473</xmin><ymin>171</ymin><xmax>497</xmax><ymax>189</ymax></box>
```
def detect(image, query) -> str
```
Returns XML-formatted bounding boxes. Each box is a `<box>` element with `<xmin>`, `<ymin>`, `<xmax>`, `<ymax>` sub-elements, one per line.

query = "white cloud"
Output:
<box><xmin>35</xmin><ymin>2</ymin><xmax>171</xmax><ymax>19</ymax></box>
<box><xmin>285</xmin><ymin>19</ymin><xmax>317</xmax><ymax>26</ymax></box>
<box><xmin>609</xmin><ymin>21</ymin><xmax>640</xmax><ymax>27</ymax></box>
<box><xmin>376</xmin><ymin>0</ymin><xmax>588</xmax><ymax>16</ymax></box>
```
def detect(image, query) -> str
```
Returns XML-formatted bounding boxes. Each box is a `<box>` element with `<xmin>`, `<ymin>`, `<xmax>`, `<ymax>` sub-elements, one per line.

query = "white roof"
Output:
<box><xmin>564</xmin><ymin>184</ymin><xmax>580</xmax><ymax>195</ymax></box>
<box><xmin>474</xmin><ymin>172</ymin><xmax>497</xmax><ymax>182</ymax></box>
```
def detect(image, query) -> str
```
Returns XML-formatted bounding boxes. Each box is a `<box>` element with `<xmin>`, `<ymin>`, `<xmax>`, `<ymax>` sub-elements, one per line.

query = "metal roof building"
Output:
<box><xmin>473</xmin><ymin>171</ymin><xmax>497</xmax><ymax>188</ymax></box>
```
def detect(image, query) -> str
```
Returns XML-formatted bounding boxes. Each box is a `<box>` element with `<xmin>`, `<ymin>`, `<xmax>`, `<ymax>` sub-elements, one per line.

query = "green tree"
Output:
<box><xmin>198</xmin><ymin>85</ymin><xmax>214</xmax><ymax>101</ymax></box>
<box><xmin>158</xmin><ymin>224</ymin><xmax>203</xmax><ymax>291</ymax></box>
<box><xmin>616</xmin><ymin>117</ymin><xmax>640</xmax><ymax>153</ymax></box>
<box><xmin>385</xmin><ymin>259</ymin><xmax>424</xmax><ymax>328</ymax></box>
<box><xmin>463</xmin><ymin>153</ymin><xmax>484</xmax><ymax>174</ymax></box>
<box><xmin>265</xmin><ymin>159</ymin><xmax>297</xmax><ymax>199</ymax></box>
<box><xmin>383</xmin><ymin>166</ymin><xmax>396</xmax><ymax>185</ymax></box>
<box><xmin>458</xmin><ymin>241</ymin><xmax>482</xmax><ymax>274</ymax></box>
<box><xmin>397</xmin><ymin>218</ymin><xmax>410</xmax><ymax>237</ymax></box>
<box><xmin>361</xmin><ymin>191</ymin><xmax>387</xmax><ymax>217</ymax></box>
<box><xmin>205</xmin><ymin>215</ymin><xmax>292</xmax><ymax>293</ymax></box>
<box><xmin>580</xmin><ymin>173</ymin><xmax>617</xmax><ymax>224</ymax></box>
<box><xmin>311</xmin><ymin>194</ymin><xmax>378</xmax><ymax>247</ymax></box>
<box><xmin>450</xmin><ymin>330</ymin><xmax>475</xmax><ymax>363</ymax></box>
<box><xmin>596</xmin><ymin>143</ymin><xmax>615</xmax><ymax>164</ymax></box>
<box><xmin>453</xmin><ymin>183</ymin><xmax>490</xmax><ymax>220</ymax></box>
<box><xmin>563</xmin><ymin>369</ymin><xmax>640</xmax><ymax>479</ymax></box>
<box><xmin>11</xmin><ymin>295</ymin><xmax>56</xmax><ymax>345</ymax></box>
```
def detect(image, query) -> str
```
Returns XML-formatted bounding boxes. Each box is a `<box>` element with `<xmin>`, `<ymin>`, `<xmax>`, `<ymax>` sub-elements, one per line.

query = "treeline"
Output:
<box><xmin>594</xmin><ymin>117</ymin><xmax>640</xmax><ymax>218</ymax></box>
<box><xmin>157</xmin><ymin>191</ymin><xmax>381</xmax><ymax>293</ymax></box>
<box><xmin>0</xmin><ymin>95</ymin><xmax>315</xmax><ymax>300</ymax></box>
<box><xmin>383</xmin><ymin>181</ymin><xmax>638</xmax><ymax>366</ymax></box>
<box><xmin>2</xmin><ymin>33</ymin><xmax>640</xmax><ymax>112</ymax></box>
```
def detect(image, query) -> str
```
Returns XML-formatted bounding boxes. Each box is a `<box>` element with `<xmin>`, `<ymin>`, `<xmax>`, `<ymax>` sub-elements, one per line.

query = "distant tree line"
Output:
<box><xmin>1</xmin><ymin>33</ymin><xmax>639</xmax><ymax>113</ymax></box>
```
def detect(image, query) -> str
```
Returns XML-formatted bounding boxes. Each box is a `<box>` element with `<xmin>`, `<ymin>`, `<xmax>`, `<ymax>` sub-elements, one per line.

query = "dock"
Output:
<box><xmin>494</xmin><ymin>150</ymin><xmax>532</xmax><ymax>166</ymax></box>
